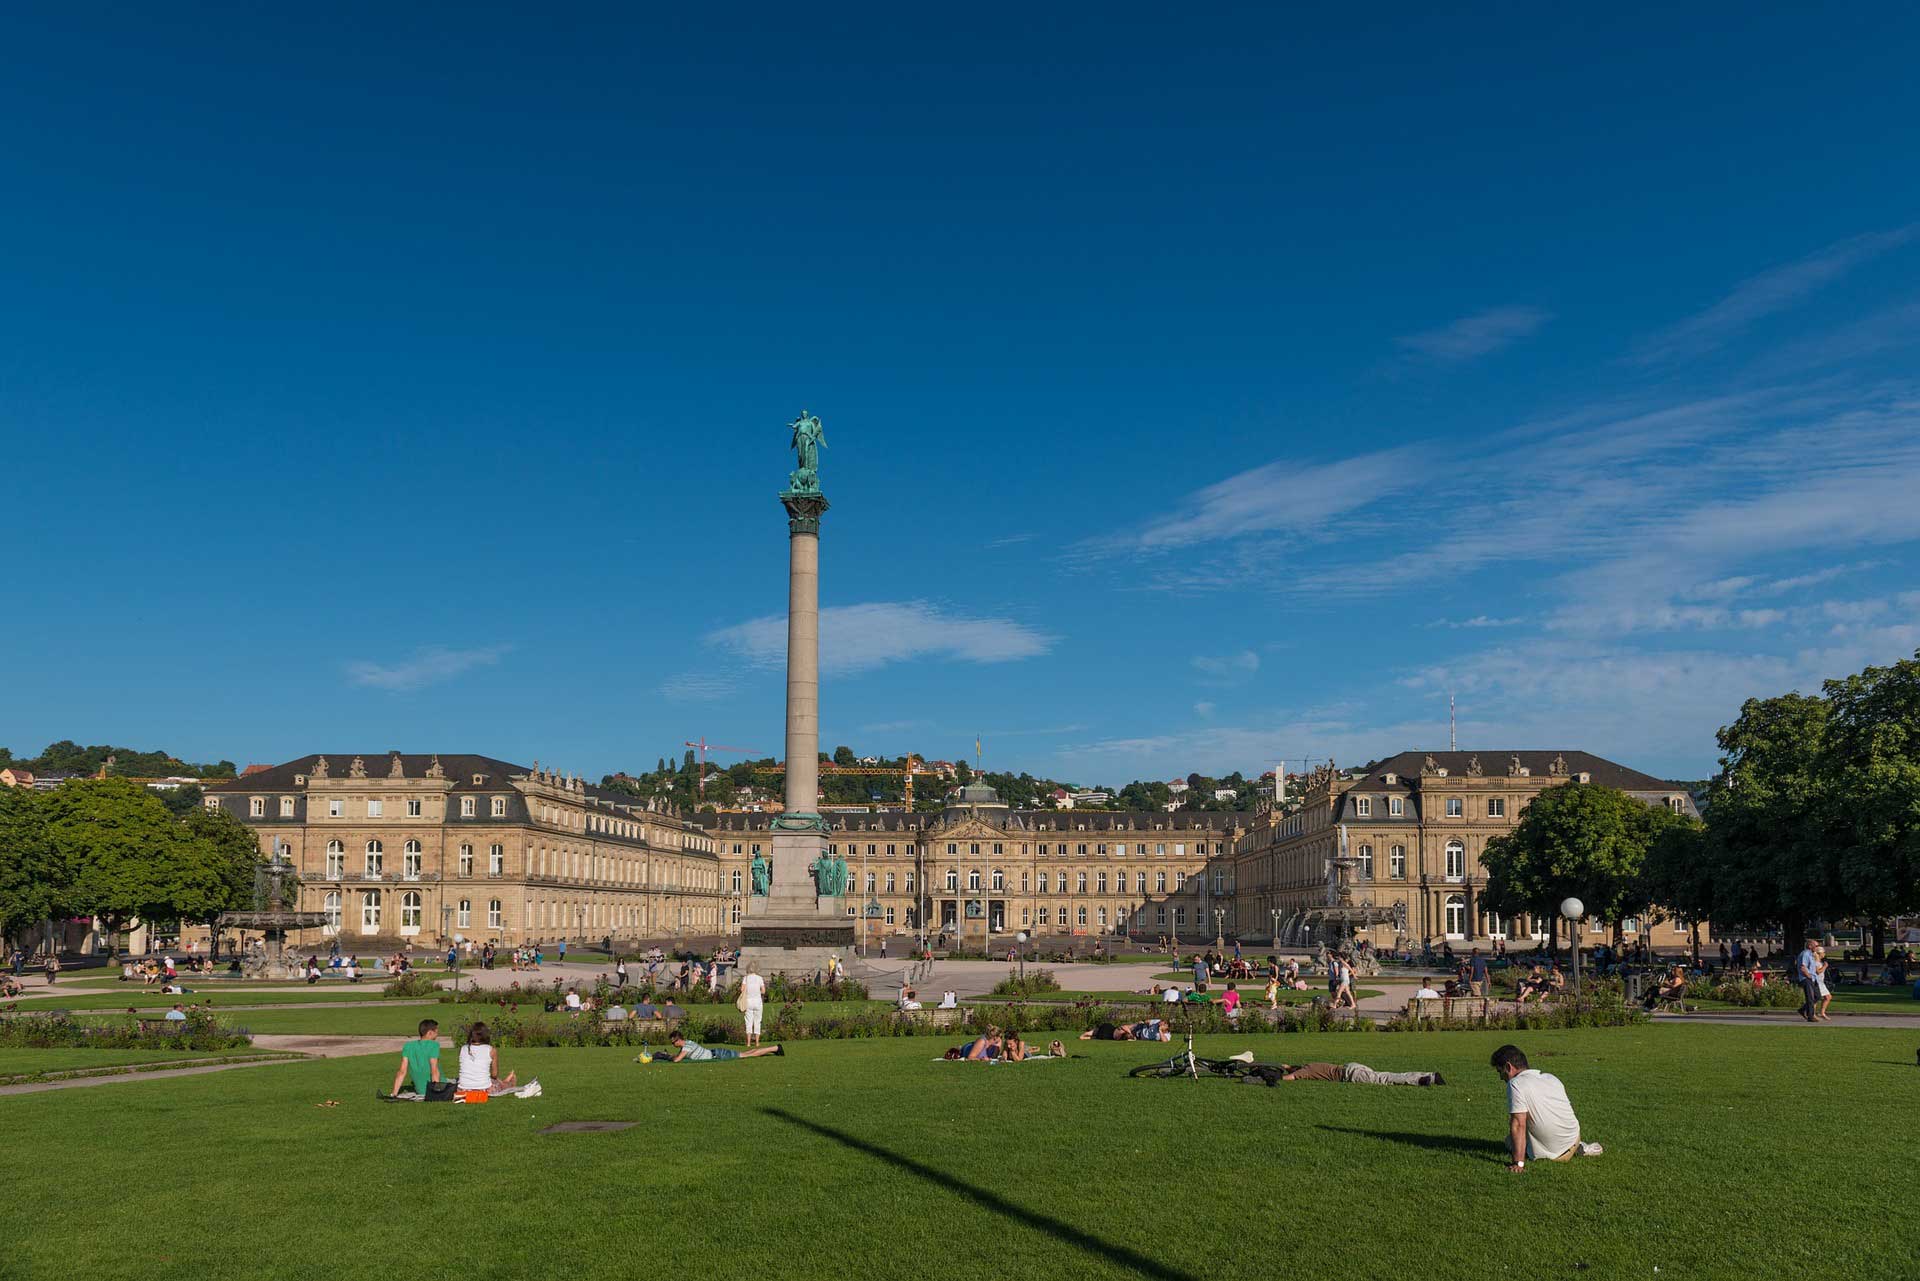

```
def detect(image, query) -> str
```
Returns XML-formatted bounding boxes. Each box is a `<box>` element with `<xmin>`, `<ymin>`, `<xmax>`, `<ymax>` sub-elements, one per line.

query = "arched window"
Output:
<box><xmin>1358</xmin><ymin>844</ymin><xmax>1374</xmax><ymax>880</ymax></box>
<box><xmin>967</xmin><ymin>868</ymin><xmax>981</xmax><ymax>891</ymax></box>
<box><xmin>945</xmin><ymin>868</ymin><xmax>958</xmax><ymax>891</ymax></box>
<box><xmin>991</xmin><ymin>868</ymin><xmax>1004</xmax><ymax>891</ymax></box>
<box><xmin>365</xmin><ymin>840</ymin><xmax>384</xmax><ymax>876</ymax></box>
<box><xmin>458</xmin><ymin>844</ymin><xmax>474</xmax><ymax>877</ymax></box>
<box><xmin>401</xmin><ymin>891</ymin><xmax>422</xmax><ymax>929</ymax></box>
<box><xmin>864</xmin><ymin>872</ymin><xmax>876</xmax><ymax>894</ymax></box>
<box><xmin>326</xmin><ymin>840</ymin><xmax>345</xmax><ymax>880</ymax></box>
<box><xmin>322</xmin><ymin>890</ymin><xmax>342</xmax><ymax>933</ymax></box>
<box><xmin>1390</xmin><ymin>844</ymin><xmax>1406</xmax><ymax>879</ymax></box>
<box><xmin>1445</xmin><ymin>840</ymin><xmax>1465</xmax><ymax>881</ymax></box>
<box><xmin>1076</xmin><ymin>906</ymin><xmax>1088</xmax><ymax>926</ymax></box>
<box><xmin>487</xmin><ymin>899</ymin><xmax>502</xmax><ymax>928</ymax></box>
<box><xmin>490</xmin><ymin>844</ymin><xmax>504</xmax><ymax>876</ymax></box>
<box><xmin>1444</xmin><ymin>894</ymin><xmax>1466</xmax><ymax>937</ymax></box>
<box><xmin>1155</xmin><ymin>871</ymin><xmax>1167</xmax><ymax>893</ymax></box>
<box><xmin>457</xmin><ymin>899</ymin><xmax>472</xmax><ymax>928</ymax></box>
<box><xmin>403</xmin><ymin>840</ymin><xmax>422</xmax><ymax>880</ymax></box>
<box><xmin>1097</xmin><ymin>906</ymin><xmax>1108</xmax><ymax>928</ymax></box>
<box><xmin>362</xmin><ymin>889</ymin><xmax>382</xmax><ymax>929</ymax></box>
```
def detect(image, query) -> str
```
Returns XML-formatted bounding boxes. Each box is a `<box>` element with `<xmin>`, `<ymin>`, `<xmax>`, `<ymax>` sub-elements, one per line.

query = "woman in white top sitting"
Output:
<box><xmin>739</xmin><ymin>963</ymin><xmax>768</xmax><ymax>1047</ymax></box>
<box><xmin>456</xmin><ymin>1022</ymin><xmax>517</xmax><ymax>1101</ymax></box>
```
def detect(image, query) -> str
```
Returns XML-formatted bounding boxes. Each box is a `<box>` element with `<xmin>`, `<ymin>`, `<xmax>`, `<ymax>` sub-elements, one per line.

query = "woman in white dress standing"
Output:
<box><xmin>739</xmin><ymin>962</ymin><xmax>767</xmax><ymax>1048</ymax></box>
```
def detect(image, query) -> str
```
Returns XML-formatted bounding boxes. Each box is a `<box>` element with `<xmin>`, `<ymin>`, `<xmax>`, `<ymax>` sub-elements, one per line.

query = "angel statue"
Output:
<box><xmin>787</xmin><ymin>410</ymin><xmax>826</xmax><ymax>493</ymax></box>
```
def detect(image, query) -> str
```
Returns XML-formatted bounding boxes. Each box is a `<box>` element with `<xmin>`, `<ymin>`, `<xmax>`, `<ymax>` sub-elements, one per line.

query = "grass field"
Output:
<box><xmin>0</xmin><ymin>1047</ymin><xmax>223</xmax><ymax>1076</ymax></box>
<box><xmin>58</xmin><ymin>999</ymin><xmax>891</xmax><ymax>1037</ymax></box>
<box><xmin>2</xmin><ymin>1024</ymin><xmax>1916</xmax><ymax>1280</ymax></box>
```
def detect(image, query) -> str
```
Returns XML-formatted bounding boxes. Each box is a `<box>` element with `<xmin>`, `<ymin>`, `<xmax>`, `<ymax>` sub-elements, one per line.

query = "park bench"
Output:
<box><xmin>1404</xmin><ymin>995</ymin><xmax>1494</xmax><ymax>1022</ymax></box>
<box><xmin>895</xmin><ymin>1006</ymin><xmax>965</xmax><ymax>1029</ymax></box>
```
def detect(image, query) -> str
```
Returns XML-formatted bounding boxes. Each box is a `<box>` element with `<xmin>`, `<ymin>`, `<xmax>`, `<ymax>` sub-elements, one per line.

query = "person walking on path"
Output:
<box><xmin>1470</xmin><ymin>949</ymin><xmax>1490</xmax><ymax>998</ymax></box>
<box><xmin>615</xmin><ymin>957</ymin><xmax>628</xmax><ymax>989</ymax></box>
<box><xmin>1795</xmin><ymin>937</ymin><xmax>1822</xmax><ymax>1023</ymax></box>
<box><xmin>1813</xmin><ymin>944</ymin><xmax>1833</xmax><ymax>1021</ymax></box>
<box><xmin>1491</xmin><ymin>1044</ymin><xmax>1602</xmax><ymax>1171</ymax></box>
<box><xmin>44</xmin><ymin>952</ymin><xmax>60</xmax><ymax>985</ymax></box>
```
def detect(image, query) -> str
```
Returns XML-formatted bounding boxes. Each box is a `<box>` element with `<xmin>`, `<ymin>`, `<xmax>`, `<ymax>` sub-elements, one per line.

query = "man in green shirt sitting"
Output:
<box><xmin>389</xmin><ymin>1019</ymin><xmax>443</xmax><ymax>1098</ymax></box>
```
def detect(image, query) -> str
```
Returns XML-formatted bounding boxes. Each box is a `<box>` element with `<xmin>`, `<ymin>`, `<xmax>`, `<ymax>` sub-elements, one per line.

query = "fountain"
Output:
<box><xmin>217</xmin><ymin>855</ymin><xmax>329</xmax><ymax>978</ymax></box>
<box><xmin>1274</xmin><ymin>824</ymin><xmax>1405</xmax><ymax>969</ymax></box>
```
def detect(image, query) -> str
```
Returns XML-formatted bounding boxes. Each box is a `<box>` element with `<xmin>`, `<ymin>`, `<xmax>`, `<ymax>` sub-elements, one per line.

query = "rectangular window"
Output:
<box><xmin>1038</xmin><ymin>907</ymin><xmax>1050</xmax><ymax>926</ymax></box>
<box><xmin>458</xmin><ymin>845</ymin><xmax>473</xmax><ymax>877</ymax></box>
<box><xmin>1354</xmin><ymin>797</ymin><xmax>1371</xmax><ymax>817</ymax></box>
<box><xmin>406</xmin><ymin>799</ymin><xmax>422</xmax><ymax>817</ymax></box>
<box><xmin>1174</xmin><ymin>843</ymin><xmax>1186</xmax><ymax>857</ymax></box>
<box><xmin>1389</xmin><ymin>797</ymin><xmax>1404</xmax><ymax>817</ymax></box>
<box><xmin>488</xmin><ymin>900</ymin><xmax>502</xmax><ymax>929</ymax></box>
<box><xmin>1114</xmin><ymin>844</ymin><xmax>1127</xmax><ymax>858</ymax></box>
<box><xmin>885</xmin><ymin>907</ymin><xmax>895</xmax><ymax>925</ymax></box>
<box><xmin>491</xmin><ymin>797</ymin><xmax>506</xmax><ymax>817</ymax></box>
<box><xmin>1156</xmin><ymin>843</ymin><xmax>1167</xmax><ymax>857</ymax></box>
<box><xmin>490</xmin><ymin>844</ymin><xmax>504</xmax><ymax>876</ymax></box>
<box><xmin>1155</xmin><ymin>906</ymin><xmax>1167</xmax><ymax>925</ymax></box>
<box><xmin>460</xmin><ymin>797</ymin><xmax>476</xmax><ymax>817</ymax></box>
<box><xmin>249</xmin><ymin>798</ymin><xmax>265</xmax><ymax>817</ymax></box>
<box><xmin>327</xmin><ymin>798</ymin><xmax>343</xmax><ymax>818</ymax></box>
<box><xmin>1174</xmin><ymin>907</ymin><xmax>1186</xmax><ymax>926</ymax></box>
<box><xmin>1445</xmin><ymin>797</ymin><xmax>1463</xmax><ymax>818</ymax></box>
<box><xmin>366</xmin><ymin>799</ymin><xmax>383</xmax><ymax>818</ymax></box>
<box><xmin>1390</xmin><ymin>845</ymin><xmax>1406</xmax><ymax>879</ymax></box>
<box><xmin>278</xmin><ymin>797</ymin><xmax>295</xmax><ymax>817</ymax></box>
<box><xmin>1487</xmin><ymin>797</ymin><xmax>1506</xmax><ymax>818</ymax></box>
<box><xmin>1077</xmin><ymin>906</ymin><xmax>1087</xmax><ymax>926</ymax></box>
<box><xmin>457</xmin><ymin>900</ymin><xmax>472</xmax><ymax>928</ymax></box>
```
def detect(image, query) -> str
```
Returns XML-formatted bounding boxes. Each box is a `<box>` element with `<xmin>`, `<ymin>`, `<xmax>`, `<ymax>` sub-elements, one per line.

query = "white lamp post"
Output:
<box><xmin>1560</xmin><ymin>897</ymin><xmax>1585</xmax><ymax>994</ymax></box>
<box><xmin>1015</xmin><ymin>930</ymin><xmax>1029</xmax><ymax>982</ymax></box>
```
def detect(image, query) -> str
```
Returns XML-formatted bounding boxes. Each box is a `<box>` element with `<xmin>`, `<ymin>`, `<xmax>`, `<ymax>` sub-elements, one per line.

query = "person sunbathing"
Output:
<box><xmin>1273</xmin><ymin>1060</ymin><xmax>1444</xmax><ymax>1086</ymax></box>
<box><xmin>669</xmin><ymin>1032</ymin><xmax>782</xmax><ymax>1061</ymax></box>
<box><xmin>1079</xmin><ymin>1019</ymin><xmax>1171</xmax><ymax>1042</ymax></box>
<box><xmin>1003</xmin><ymin>1032</ymin><xmax>1029</xmax><ymax>1062</ymax></box>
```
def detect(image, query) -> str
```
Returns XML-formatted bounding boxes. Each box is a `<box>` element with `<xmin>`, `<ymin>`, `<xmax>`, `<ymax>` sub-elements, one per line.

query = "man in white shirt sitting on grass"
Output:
<box><xmin>1491</xmin><ymin>1044</ymin><xmax>1602</xmax><ymax>1172</ymax></box>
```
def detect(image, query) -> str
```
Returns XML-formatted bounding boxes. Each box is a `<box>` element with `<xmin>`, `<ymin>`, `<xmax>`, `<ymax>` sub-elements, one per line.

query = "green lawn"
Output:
<box><xmin>3</xmin><ymin>1025</ymin><xmax>1915</xmax><ymax>1280</ymax></box>
<box><xmin>9</xmin><ymin>989</ymin><xmax>415</xmax><ymax>1012</ymax></box>
<box><xmin>0</xmin><ymin>1048</ymin><xmax>222</xmax><ymax>1076</ymax></box>
<box><xmin>70</xmin><ymin>999</ymin><xmax>891</xmax><ymax>1037</ymax></box>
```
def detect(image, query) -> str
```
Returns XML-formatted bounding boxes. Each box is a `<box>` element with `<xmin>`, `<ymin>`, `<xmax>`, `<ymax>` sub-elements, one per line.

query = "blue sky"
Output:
<box><xmin>5</xmin><ymin>5</ymin><xmax>1919</xmax><ymax>785</ymax></box>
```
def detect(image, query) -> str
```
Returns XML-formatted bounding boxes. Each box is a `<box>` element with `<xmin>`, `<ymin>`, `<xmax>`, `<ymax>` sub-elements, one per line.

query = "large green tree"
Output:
<box><xmin>1819</xmin><ymin>651</ymin><xmax>1920</xmax><ymax>952</ymax></box>
<box><xmin>0</xmin><ymin>785</ymin><xmax>59</xmax><ymax>942</ymax></box>
<box><xmin>38</xmin><ymin>779</ymin><xmax>208</xmax><ymax>944</ymax></box>
<box><xmin>1481</xmin><ymin>782</ymin><xmax>1684</xmax><ymax>944</ymax></box>
<box><xmin>1696</xmin><ymin>693</ymin><xmax>1847</xmax><ymax>943</ymax></box>
<box><xmin>179</xmin><ymin>803</ymin><xmax>267</xmax><ymax>922</ymax></box>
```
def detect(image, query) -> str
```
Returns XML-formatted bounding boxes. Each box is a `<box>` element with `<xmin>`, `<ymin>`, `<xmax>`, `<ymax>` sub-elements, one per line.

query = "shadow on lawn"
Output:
<box><xmin>761</xmin><ymin>1108</ymin><xmax>1201</xmax><ymax>1281</ymax></box>
<box><xmin>1315</xmin><ymin>1125</ymin><xmax>1505</xmax><ymax>1162</ymax></box>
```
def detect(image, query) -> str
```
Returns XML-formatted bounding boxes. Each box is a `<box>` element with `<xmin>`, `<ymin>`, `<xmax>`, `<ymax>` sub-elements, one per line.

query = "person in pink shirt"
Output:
<box><xmin>1222</xmin><ymin>983</ymin><xmax>1242</xmax><ymax>1021</ymax></box>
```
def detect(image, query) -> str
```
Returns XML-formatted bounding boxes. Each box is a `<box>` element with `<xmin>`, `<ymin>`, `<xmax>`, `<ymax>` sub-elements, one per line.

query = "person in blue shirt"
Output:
<box><xmin>1470</xmin><ymin>950</ymin><xmax>1490</xmax><ymax>997</ymax></box>
<box><xmin>1794</xmin><ymin>938</ymin><xmax>1822</xmax><ymax>1024</ymax></box>
<box><xmin>1192</xmin><ymin>956</ymin><xmax>1209</xmax><ymax>992</ymax></box>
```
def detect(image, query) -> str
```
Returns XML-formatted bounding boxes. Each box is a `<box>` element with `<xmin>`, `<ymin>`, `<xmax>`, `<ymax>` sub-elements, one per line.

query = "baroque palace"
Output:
<box><xmin>1234</xmin><ymin>750</ymin><xmax>1703</xmax><ymax>950</ymax></box>
<box><xmin>703</xmin><ymin>782</ymin><xmax>1247</xmax><ymax>947</ymax></box>
<box><xmin>206</xmin><ymin>754</ymin><xmax>724</xmax><ymax>948</ymax></box>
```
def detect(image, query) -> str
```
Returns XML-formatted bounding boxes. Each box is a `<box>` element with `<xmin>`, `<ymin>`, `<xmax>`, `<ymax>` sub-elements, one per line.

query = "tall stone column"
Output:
<box><xmin>781</xmin><ymin>494</ymin><xmax>824</xmax><ymax>821</ymax></box>
<box><xmin>738</xmin><ymin>413</ymin><xmax>855</xmax><ymax>977</ymax></box>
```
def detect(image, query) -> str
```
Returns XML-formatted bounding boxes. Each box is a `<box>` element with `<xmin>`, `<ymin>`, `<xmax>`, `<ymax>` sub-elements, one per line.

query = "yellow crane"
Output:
<box><xmin>755</xmin><ymin>755</ymin><xmax>937</xmax><ymax>809</ymax></box>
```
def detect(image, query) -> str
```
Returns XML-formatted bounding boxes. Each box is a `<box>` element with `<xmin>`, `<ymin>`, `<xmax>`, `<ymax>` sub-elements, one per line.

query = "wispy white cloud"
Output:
<box><xmin>1397</xmin><ymin>305</ymin><xmax>1552</xmax><ymax>362</ymax></box>
<box><xmin>708</xmin><ymin>601</ymin><xmax>1054</xmax><ymax>676</ymax></box>
<box><xmin>985</xmin><ymin>533</ymin><xmax>1034</xmax><ymax>549</ymax></box>
<box><xmin>1102</xmin><ymin>445</ymin><xmax>1426</xmax><ymax>553</ymax></box>
<box><xmin>347</xmin><ymin>645</ymin><xmax>510</xmax><ymax>692</ymax></box>
<box><xmin>1427</xmin><ymin>615</ymin><xmax>1526</xmax><ymax>630</ymax></box>
<box><xmin>1192</xmin><ymin>650</ymin><xmax>1260</xmax><ymax>680</ymax></box>
<box><xmin>1193</xmin><ymin>701</ymin><xmax>1216</xmax><ymax>719</ymax></box>
<box><xmin>658</xmin><ymin>672</ymin><xmax>737</xmax><ymax>702</ymax></box>
<box><xmin>1633</xmin><ymin>224</ymin><xmax>1918</xmax><ymax>363</ymax></box>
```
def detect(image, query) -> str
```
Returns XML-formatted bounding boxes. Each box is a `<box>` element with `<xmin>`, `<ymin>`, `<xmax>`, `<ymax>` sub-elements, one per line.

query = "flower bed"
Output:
<box><xmin>0</xmin><ymin>1010</ymin><xmax>251</xmax><ymax>1052</ymax></box>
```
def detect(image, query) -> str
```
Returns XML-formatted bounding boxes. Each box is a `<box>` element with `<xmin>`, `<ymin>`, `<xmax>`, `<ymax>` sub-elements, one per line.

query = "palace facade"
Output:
<box><xmin>704</xmin><ymin>782</ymin><xmax>1248</xmax><ymax>946</ymax></box>
<box><xmin>204</xmin><ymin>754</ymin><xmax>724</xmax><ymax>949</ymax></box>
<box><xmin>1233</xmin><ymin>749</ymin><xmax>1703</xmax><ymax>949</ymax></box>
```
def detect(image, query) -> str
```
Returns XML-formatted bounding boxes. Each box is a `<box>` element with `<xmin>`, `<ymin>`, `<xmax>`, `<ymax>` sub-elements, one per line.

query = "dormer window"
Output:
<box><xmin>1354</xmin><ymin>797</ymin><xmax>1372</xmax><ymax>818</ymax></box>
<box><xmin>1383</xmin><ymin>773</ymin><xmax>1397</xmax><ymax>785</ymax></box>
<box><xmin>472</xmin><ymin>774</ymin><xmax>487</xmax><ymax>786</ymax></box>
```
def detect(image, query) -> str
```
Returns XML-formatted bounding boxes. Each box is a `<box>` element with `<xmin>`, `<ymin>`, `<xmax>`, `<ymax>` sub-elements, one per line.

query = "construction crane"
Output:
<box><xmin>683</xmin><ymin>738</ymin><xmax>760</xmax><ymax>796</ymax></box>
<box><xmin>755</xmin><ymin>755</ymin><xmax>937</xmax><ymax>809</ymax></box>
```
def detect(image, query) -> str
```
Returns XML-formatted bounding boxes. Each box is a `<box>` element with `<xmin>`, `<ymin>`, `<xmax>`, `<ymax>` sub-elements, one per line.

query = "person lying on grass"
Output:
<box><xmin>1491</xmin><ymin>1043</ymin><xmax>1602</xmax><ymax>1171</ymax></box>
<box><xmin>389</xmin><ymin>1018</ymin><xmax>443</xmax><ymax>1099</ymax></box>
<box><xmin>954</xmin><ymin>1029</ymin><xmax>1003</xmax><ymax>1060</ymax></box>
<box><xmin>1080</xmin><ymin>1019</ymin><xmax>1173</xmax><ymax>1042</ymax></box>
<box><xmin>1269</xmin><ymin>1061</ymin><xmax>1444</xmax><ymax>1087</ymax></box>
<box><xmin>668</xmin><ymin>1032</ymin><xmax>783</xmax><ymax>1062</ymax></box>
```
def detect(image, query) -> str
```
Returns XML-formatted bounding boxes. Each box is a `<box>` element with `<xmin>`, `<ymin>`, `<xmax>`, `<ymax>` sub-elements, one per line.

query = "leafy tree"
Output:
<box><xmin>0</xmin><ymin>785</ymin><xmax>58</xmax><ymax>942</ymax></box>
<box><xmin>833</xmin><ymin>745</ymin><xmax>856</xmax><ymax>767</ymax></box>
<box><xmin>1697</xmin><ymin>693</ymin><xmax>1846</xmax><ymax>943</ymax></box>
<box><xmin>1480</xmin><ymin>782</ymin><xmax>1677</xmax><ymax>944</ymax></box>
<box><xmin>158</xmin><ymin>782</ymin><xmax>205</xmax><ymax>817</ymax></box>
<box><xmin>38</xmin><ymin>779</ymin><xmax>207</xmax><ymax>945</ymax></box>
<box><xmin>1818</xmin><ymin>651</ymin><xmax>1920</xmax><ymax>953</ymax></box>
<box><xmin>1641</xmin><ymin>814</ymin><xmax>1710</xmax><ymax>958</ymax></box>
<box><xmin>179</xmin><ymin>803</ymin><xmax>267</xmax><ymax>922</ymax></box>
<box><xmin>1117</xmin><ymin>780</ymin><xmax>1173</xmax><ymax>811</ymax></box>
<box><xmin>954</xmin><ymin>760</ymin><xmax>973</xmax><ymax>787</ymax></box>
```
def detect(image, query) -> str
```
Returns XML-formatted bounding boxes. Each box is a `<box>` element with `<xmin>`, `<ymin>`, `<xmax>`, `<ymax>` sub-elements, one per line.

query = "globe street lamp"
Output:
<box><xmin>1269</xmin><ymin>907</ymin><xmax>1283</xmax><ymax>948</ymax></box>
<box><xmin>1560</xmin><ymin>897</ymin><xmax>1585</xmax><ymax>995</ymax></box>
<box><xmin>1015</xmin><ymin>931</ymin><xmax>1029</xmax><ymax>983</ymax></box>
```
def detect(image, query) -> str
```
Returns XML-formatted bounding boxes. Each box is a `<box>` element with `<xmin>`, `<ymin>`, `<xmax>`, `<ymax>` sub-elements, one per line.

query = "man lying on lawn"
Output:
<box><xmin>1079</xmin><ymin>1018</ymin><xmax>1173</xmax><ymax>1042</ymax></box>
<box><xmin>1268</xmin><ymin>1061</ymin><xmax>1445</xmax><ymax>1087</ymax></box>
<box><xmin>668</xmin><ymin>1032</ymin><xmax>784</xmax><ymax>1062</ymax></box>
